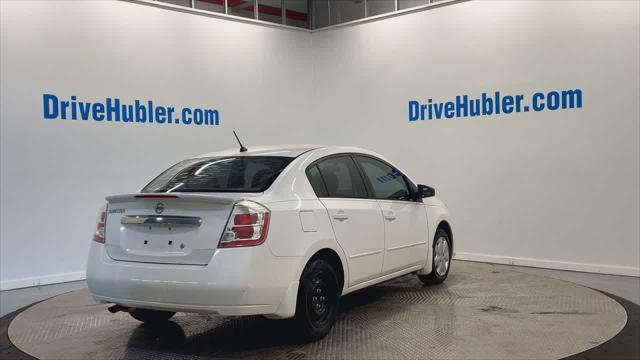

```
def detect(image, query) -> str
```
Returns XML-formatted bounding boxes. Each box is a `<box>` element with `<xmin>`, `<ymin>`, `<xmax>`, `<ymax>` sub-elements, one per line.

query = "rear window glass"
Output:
<box><xmin>142</xmin><ymin>156</ymin><xmax>293</xmax><ymax>193</ymax></box>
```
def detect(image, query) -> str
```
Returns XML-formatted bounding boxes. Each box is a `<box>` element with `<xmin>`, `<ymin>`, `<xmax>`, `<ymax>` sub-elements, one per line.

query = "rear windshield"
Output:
<box><xmin>142</xmin><ymin>156</ymin><xmax>293</xmax><ymax>193</ymax></box>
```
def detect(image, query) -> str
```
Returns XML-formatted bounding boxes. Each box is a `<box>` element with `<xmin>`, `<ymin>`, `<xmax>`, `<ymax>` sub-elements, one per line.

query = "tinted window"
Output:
<box><xmin>316</xmin><ymin>156</ymin><xmax>367</xmax><ymax>198</ymax></box>
<box><xmin>194</xmin><ymin>0</ymin><xmax>224</xmax><ymax>13</ymax></box>
<box><xmin>228</xmin><ymin>0</ymin><xmax>255</xmax><ymax>18</ymax></box>
<box><xmin>356</xmin><ymin>156</ymin><xmax>412</xmax><ymax>200</ymax></box>
<box><xmin>258</xmin><ymin>0</ymin><xmax>282</xmax><ymax>24</ymax></box>
<box><xmin>306</xmin><ymin>164</ymin><xmax>328</xmax><ymax>197</ymax></box>
<box><xmin>142</xmin><ymin>156</ymin><xmax>292</xmax><ymax>193</ymax></box>
<box><xmin>329</xmin><ymin>0</ymin><xmax>364</xmax><ymax>25</ymax></box>
<box><xmin>285</xmin><ymin>0</ymin><xmax>310</xmax><ymax>29</ymax></box>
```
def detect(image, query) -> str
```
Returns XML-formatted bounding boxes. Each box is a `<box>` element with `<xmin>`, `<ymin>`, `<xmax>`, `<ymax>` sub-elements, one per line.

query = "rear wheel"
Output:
<box><xmin>292</xmin><ymin>259</ymin><xmax>340</xmax><ymax>341</ymax></box>
<box><xmin>129</xmin><ymin>308</ymin><xmax>175</xmax><ymax>323</ymax></box>
<box><xmin>419</xmin><ymin>229</ymin><xmax>451</xmax><ymax>285</ymax></box>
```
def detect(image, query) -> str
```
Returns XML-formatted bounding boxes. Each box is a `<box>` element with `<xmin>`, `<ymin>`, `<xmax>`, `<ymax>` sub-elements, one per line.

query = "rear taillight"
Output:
<box><xmin>219</xmin><ymin>201</ymin><xmax>270</xmax><ymax>248</ymax></box>
<box><xmin>92</xmin><ymin>204</ymin><xmax>107</xmax><ymax>243</ymax></box>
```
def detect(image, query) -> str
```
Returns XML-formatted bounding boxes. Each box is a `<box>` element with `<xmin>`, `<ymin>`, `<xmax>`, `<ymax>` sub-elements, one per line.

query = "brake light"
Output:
<box><xmin>92</xmin><ymin>204</ymin><xmax>107</xmax><ymax>243</ymax></box>
<box><xmin>219</xmin><ymin>201</ymin><xmax>270</xmax><ymax>248</ymax></box>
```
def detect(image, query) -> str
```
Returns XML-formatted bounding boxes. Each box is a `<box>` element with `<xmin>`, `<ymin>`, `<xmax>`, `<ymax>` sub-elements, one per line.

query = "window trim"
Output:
<box><xmin>304</xmin><ymin>153</ymin><xmax>371</xmax><ymax>199</ymax></box>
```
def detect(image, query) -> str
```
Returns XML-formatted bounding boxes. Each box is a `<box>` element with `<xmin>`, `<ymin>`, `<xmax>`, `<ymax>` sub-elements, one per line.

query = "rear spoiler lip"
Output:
<box><xmin>106</xmin><ymin>193</ymin><xmax>245</xmax><ymax>205</ymax></box>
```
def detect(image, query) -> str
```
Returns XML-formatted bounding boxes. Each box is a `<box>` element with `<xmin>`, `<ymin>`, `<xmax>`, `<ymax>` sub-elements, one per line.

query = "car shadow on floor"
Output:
<box><xmin>123</xmin><ymin>275</ymin><xmax>445</xmax><ymax>357</ymax></box>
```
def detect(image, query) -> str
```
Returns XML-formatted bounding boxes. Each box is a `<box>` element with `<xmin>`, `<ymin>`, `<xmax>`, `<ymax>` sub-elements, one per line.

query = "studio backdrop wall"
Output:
<box><xmin>310</xmin><ymin>0</ymin><xmax>639</xmax><ymax>275</ymax></box>
<box><xmin>1</xmin><ymin>0</ymin><xmax>638</xmax><ymax>290</ymax></box>
<box><xmin>0</xmin><ymin>0</ymin><xmax>313</xmax><ymax>289</ymax></box>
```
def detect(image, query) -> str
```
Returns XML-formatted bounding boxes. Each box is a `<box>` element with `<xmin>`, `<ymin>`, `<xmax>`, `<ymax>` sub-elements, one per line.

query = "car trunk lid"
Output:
<box><xmin>104</xmin><ymin>193</ymin><xmax>241</xmax><ymax>265</ymax></box>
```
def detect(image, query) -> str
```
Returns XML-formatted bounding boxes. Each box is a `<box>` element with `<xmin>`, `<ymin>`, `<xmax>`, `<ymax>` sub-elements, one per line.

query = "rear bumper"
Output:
<box><xmin>86</xmin><ymin>242</ymin><xmax>305</xmax><ymax>318</ymax></box>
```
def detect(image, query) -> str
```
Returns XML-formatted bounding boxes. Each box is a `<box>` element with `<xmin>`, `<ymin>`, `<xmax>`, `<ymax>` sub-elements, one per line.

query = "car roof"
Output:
<box><xmin>194</xmin><ymin>144</ymin><xmax>387</xmax><ymax>160</ymax></box>
<box><xmin>195</xmin><ymin>144</ymin><xmax>326</xmax><ymax>158</ymax></box>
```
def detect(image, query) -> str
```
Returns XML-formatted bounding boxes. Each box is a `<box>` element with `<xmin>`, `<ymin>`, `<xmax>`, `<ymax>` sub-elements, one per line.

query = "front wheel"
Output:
<box><xmin>129</xmin><ymin>308</ymin><xmax>175</xmax><ymax>323</ymax></box>
<box><xmin>419</xmin><ymin>229</ymin><xmax>451</xmax><ymax>285</ymax></box>
<box><xmin>292</xmin><ymin>259</ymin><xmax>340</xmax><ymax>341</ymax></box>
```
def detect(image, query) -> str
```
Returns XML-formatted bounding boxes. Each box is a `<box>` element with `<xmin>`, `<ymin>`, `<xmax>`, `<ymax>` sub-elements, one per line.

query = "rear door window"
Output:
<box><xmin>315</xmin><ymin>156</ymin><xmax>368</xmax><ymax>198</ymax></box>
<box><xmin>142</xmin><ymin>156</ymin><xmax>292</xmax><ymax>193</ymax></box>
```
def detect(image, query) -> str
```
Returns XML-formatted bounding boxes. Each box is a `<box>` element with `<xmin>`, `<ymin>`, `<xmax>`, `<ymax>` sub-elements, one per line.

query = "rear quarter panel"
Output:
<box><xmin>263</xmin><ymin>199</ymin><xmax>349</xmax><ymax>291</ymax></box>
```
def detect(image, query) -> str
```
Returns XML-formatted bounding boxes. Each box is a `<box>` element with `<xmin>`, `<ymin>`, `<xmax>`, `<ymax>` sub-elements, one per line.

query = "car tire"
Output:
<box><xmin>292</xmin><ymin>258</ymin><xmax>340</xmax><ymax>341</ymax></box>
<box><xmin>419</xmin><ymin>228</ymin><xmax>451</xmax><ymax>285</ymax></box>
<box><xmin>129</xmin><ymin>308</ymin><xmax>175</xmax><ymax>323</ymax></box>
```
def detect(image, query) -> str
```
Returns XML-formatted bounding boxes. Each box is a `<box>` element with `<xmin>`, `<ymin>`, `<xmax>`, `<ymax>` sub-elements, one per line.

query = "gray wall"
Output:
<box><xmin>310</xmin><ymin>0</ymin><xmax>640</xmax><ymax>275</ymax></box>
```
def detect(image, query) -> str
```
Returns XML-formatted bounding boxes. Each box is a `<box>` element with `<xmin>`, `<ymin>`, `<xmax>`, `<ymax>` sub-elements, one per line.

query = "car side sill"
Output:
<box><xmin>343</xmin><ymin>264</ymin><xmax>423</xmax><ymax>295</ymax></box>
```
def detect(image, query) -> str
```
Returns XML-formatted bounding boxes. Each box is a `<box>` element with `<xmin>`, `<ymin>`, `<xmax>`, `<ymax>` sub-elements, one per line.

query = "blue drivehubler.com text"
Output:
<box><xmin>408</xmin><ymin>89</ymin><xmax>582</xmax><ymax>122</ymax></box>
<box><xmin>42</xmin><ymin>94</ymin><xmax>220</xmax><ymax>126</ymax></box>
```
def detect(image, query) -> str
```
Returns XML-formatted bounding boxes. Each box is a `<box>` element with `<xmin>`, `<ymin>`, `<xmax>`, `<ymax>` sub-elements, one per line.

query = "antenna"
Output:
<box><xmin>233</xmin><ymin>130</ymin><xmax>248</xmax><ymax>153</ymax></box>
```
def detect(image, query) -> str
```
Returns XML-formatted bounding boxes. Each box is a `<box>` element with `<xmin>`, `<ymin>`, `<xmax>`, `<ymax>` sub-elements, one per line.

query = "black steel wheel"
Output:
<box><xmin>293</xmin><ymin>258</ymin><xmax>340</xmax><ymax>341</ymax></box>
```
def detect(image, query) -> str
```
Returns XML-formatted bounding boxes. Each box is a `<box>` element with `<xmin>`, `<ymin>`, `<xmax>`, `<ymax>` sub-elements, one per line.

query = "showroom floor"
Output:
<box><xmin>1</xmin><ymin>260</ymin><xmax>638</xmax><ymax>318</ymax></box>
<box><xmin>1</xmin><ymin>260</ymin><xmax>639</xmax><ymax>360</ymax></box>
<box><xmin>3</xmin><ymin>260</ymin><xmax>637</xmax><ymax>360</ymax></box>
<box><xmin>491</xmin><ymin>263</ymin><xmax>640</xmax><ymax>305</ymax></box>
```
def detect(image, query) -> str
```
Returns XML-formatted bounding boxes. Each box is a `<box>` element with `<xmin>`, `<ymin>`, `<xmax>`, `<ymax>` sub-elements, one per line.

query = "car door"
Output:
<box><xmin>307</xmin><ymin>156</ymin><xmax>385</xmax><ymax>287</ymax></box>
<box><xmin>355</xmin><ymin>155</ymin><xmax>429</xmax><ymax>274</ymax></box>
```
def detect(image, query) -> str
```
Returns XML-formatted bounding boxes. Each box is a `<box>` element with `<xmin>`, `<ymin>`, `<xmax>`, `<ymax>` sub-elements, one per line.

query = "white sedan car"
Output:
<box><xmin>87</xmin><ymin>145</ymin><xmax>452</xmax><ymax>340</ymax></box>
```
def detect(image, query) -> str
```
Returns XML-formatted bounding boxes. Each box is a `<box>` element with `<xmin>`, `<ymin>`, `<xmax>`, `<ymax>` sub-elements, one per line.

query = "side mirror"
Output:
<box><xmin>417</xmin><ymin>184</ymin><xmax>435</xmax><ymax>198</ymax></box>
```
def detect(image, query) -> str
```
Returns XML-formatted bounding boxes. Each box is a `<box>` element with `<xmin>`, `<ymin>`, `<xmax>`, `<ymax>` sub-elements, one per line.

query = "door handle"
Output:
<box><xmin>384</xmin><ymin>211</ymin><xmax>397</xmax><ymax>221</ymax></box>
<box><xmin>332</xmin><ymin>211</ymin><xmax>349</xmax><ymax>221</ymax></box>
